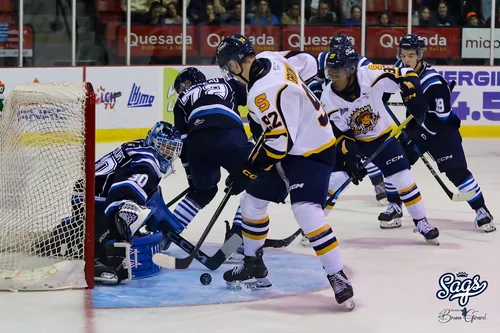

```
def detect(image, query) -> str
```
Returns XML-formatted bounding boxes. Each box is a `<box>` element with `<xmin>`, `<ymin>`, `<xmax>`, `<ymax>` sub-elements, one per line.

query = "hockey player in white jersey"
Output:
<box><xmin>216</xmin><ymin>34</ymin><xmax>355</xmax><ymax>310</ymax></box>
<box><xmin>309</xmin><ymin>34</ymin><xmax>387</xmax><ymax>206</ymax></box>
<box><xmin>321</xmin><ymin>43</ymin><xmax>440</xmax><ymax>244</ymax></box>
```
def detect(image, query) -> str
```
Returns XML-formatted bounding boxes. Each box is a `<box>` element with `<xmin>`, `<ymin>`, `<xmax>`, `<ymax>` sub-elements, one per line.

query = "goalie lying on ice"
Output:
<box><xmin>32</xmin><ymin>121</ymin><xmax>185</xmax><ymax>285</ymax></box>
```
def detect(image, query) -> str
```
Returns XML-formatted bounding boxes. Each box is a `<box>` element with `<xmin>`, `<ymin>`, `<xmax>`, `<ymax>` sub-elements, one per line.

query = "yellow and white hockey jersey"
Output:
<box><xmin>321</xmin><ymin>64</ymin><xmax>418</xmax><ymax>141</ymax></box>
<box><xmin>247</xmin><ymin>51</ymin><xmax>335</xmax><ymax>161</ymax></box>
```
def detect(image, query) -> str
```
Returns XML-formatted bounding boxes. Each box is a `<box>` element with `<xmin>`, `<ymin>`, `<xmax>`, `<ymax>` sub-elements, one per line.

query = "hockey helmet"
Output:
<box><xmin>145</xmin><ymin>121</ymin><xmax>183</xmax><ymax>175</ymax></box>
<box><xmin>325</xmin><ymin>44</ymin><xmax>359</xmax><ymax>81</ymax></box>
<box><xmin>329</xmin><ymin>33</ymin><xmax>352</xmax><ymax>51</ymax></box>
<box><xmin>174</xmin><ymin>67</ymin><xmax>206</xmax><ymax>94</ymax></box>
<box><xmin>215</xmin><ymin>34</ymin><xmax>255</xmax><ymax>77</ymax></box>
<box><xmin>398</xmin><ymin>34</ymin><xmax>426</xmax><ymax>59</ymax></box>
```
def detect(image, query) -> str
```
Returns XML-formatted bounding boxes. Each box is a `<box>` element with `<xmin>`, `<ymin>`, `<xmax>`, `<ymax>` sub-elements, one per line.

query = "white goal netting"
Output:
<box><xmin>0</xmin><ymin>82</ymin><xmax>93</xmax><ymax>291</ymax></box>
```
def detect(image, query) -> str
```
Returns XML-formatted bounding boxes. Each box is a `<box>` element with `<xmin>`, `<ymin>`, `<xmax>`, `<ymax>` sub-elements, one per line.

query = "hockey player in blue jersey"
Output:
<box><xmin>33</xmin><ymin>121</ymin><xmax>184</xmax><ymax>285</ymax></box>
<box><xmin>383</xmin><ymin>34</ymin><xmax>495</xmax><ymax>233</ymax></box>
<box><xmin>165</xmin><ymin>67</ymin><xmax>255</xmax><ymax>247</ymax></box>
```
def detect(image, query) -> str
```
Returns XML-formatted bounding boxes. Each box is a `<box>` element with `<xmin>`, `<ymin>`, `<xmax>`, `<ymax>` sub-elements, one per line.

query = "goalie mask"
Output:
<box><xmin>145</xmin><ymin>121</ymin><xmax>183</xmax><ymax>175</ymax></box>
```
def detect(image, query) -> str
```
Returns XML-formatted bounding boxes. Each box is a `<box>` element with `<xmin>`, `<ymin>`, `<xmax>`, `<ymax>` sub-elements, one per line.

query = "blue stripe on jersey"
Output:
<box><xmin>130</xmin><ymin>156</ymin><xmax>162</xmax><ymax>178</ymax></box>
<box><xmin>318</xmin><ymin>51</ymin><xmax>328</xmax><ymax>71</ymax></box>
<box><xmin>109</xmin><ymin>180</ymin><xmax>148</xmax><ymax>202</ymax></box>
<box><xmin>189</xmin><ymin>105</ymin><xmax>242</xmax><ymax>124</ymax></box>
<box><xmin>358</xmin><ymin>56</ymin><xmax>371</xmax><ymax>66</ymax></box>
<box><xmin>421</xmin><ymin>75</ymin><xmax>441</xmax><ymax>92</ymax></box>
<box><xmin>394</xmin><ymin>59</ymin><xmax>403</xmax><ymax>67</ymax></box>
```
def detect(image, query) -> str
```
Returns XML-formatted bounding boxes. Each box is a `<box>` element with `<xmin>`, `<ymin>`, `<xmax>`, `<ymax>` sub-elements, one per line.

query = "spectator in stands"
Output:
<box><xmin>467</xmin><ymin>11</ymin><xmax>480</xmax><ymax>26</ymax></box>
<box><xmin>281</xmin><ymin>3</ymin><xmax>301</xmax><ymax>25</ymax></box>
<box><xmin>200</xmin><ymin>3</ymin><xmax>221</xmax><ymax>25</ymax></box>
<box><xmin>340</xmin><ymin>0</ymin><xmax>361</xmax><ymax>22</ymax></box>
<box><xmin>481</xmin><ymin>0</ymin><xmax>499</xmax><ymax>24</ymax></box>
<box><xmin>165</xmin><ymin>2</ymin><xmax>183</xmax><ymax>24</ymax></box>
<box><xmin>222</xmin><ymin>2</ymin><xmax>242</xmax><ymax>24</ymax></box>
<box><xmin>188</xmin><ymin>0</ymin><xmax>213</xmax><ymax>24</ymax></box>
<box><xmin>121</xmin><ymin>0</ymin><xmax>155</xmax><ymax>21</ymax></box>
<box><xmin>378</xmin><ymin>12</ymin><xmax>392</xmax><ymax>26</ymax></box>
<box><xmin>308</xmin><ymin>1</ymin><xmax>337</xmax><ymax>25</ymax></box>
<box><xmin>343</xmin><ymin>4</ymin><xmax>361</xmax><ymax>25</ymax></box>
<box><xmin>430</xmin><ymin>1</ymin><xmax>458</xmax><ymax>26</ymax></box>
<box><xmin>143</xmin><ymin>1</ymin><xmax>165</xmax><ymax>24</ymax></box>
<box><xmin>416</xmin><ymin>5</ymin><xmax>431</xmax><ymax>26</ymax></box>
<box><xmin>250</xmin><ymin>0</ymin><xmax>280</xmax><ymax>25</ymax></box>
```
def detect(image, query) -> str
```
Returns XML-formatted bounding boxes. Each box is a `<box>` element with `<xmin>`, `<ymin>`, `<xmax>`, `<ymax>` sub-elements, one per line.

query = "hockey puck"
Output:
<box><xmin>200</xmin><ymin>273</ymin><xmax>212</xmax><ymax>285</ymax></box>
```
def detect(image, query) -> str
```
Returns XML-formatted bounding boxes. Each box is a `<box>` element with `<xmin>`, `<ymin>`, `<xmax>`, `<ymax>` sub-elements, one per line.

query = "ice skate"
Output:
<box><xmin>475</xmin><ymin>207</ymin><xmax>495</xmax><ymax>233</ymax></box>
<box><xmin>223</xmin><ymin>248</ymin><xmax>272</xmax><ymax>290</ymax></box>
<box><xmin>224</xmin><ymin>221</ymin><xmax>244</xmax><ymax>264</ymax></box>
<box><xmin>328</xmin><ymin>269</ymin><xmax>355</xmax><ymax>311</ymax></box>
<box><xmin>374</xmin><ymin>181</ymin><xmax>388</xmax><ymax>205</ymax></box>
<box><xmin>413</xmin><ymin>217</ymin><xmax>439</xmax><ymax>245</ymax></box>
<box><xmin>378</xmin><ymin>203</ymin><xmax>403</xmax><ymax>229</ymax></box>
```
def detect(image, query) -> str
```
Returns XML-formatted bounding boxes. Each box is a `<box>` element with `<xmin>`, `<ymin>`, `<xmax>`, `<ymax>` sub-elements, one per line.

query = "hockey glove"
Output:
<box><xmin>338</xmin><ymin>136</ymin><xmax>367</xmax><ymax>186</ymax></box>
<box><xmin>404</xmin><ymin>123</ymin><xmax>431</xmax><ymax>154</ymax></box>
<box><xmin>400</xmin><ymin>80</ymin><xmax>427</xmax><ymax>125</ymax></box>
<box><xmin>225</xmin><ymin>163</ymin><xmax>261</xmax><ymax>196</ymax></box>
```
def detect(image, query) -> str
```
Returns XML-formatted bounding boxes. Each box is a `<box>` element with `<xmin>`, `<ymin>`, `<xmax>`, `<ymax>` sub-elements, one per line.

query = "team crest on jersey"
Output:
<box><xmin>349</xmin><ymin>105</ymin><xmax>379</xmax><ymax>135</ymax></box>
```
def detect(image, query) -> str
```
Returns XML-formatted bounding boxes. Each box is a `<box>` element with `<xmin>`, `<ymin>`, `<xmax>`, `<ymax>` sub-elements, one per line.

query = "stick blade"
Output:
<box><xmin>205</xmin><ymin>234</ymin><xmax>243</xmax><ymax>270</ymax></box>
<box><xmin>452</xmin><ymin>189</ymin><xmax>476</xmax><ymax>202</ymax></box>
<box><xmin>152</xmin><ymin>253</ymin><xmax>177</xmax><ymax>269</ymax></box>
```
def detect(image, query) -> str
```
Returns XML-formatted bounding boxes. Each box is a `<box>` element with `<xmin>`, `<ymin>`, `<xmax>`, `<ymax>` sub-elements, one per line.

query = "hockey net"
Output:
<box><xmin>0</xmin><ymin>82</ymin><xmax>95</xmax><ymax>291</ymax></box>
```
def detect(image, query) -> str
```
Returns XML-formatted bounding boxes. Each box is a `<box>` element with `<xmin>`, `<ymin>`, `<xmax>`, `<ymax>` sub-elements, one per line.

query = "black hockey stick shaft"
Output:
<box><xmin>173</xmin><ymin>132</ymin><xmax>267</xmax><ymax>269</ymax></box>
<box><xmin>166</xmin><ymin>188</ymin><xmax>189</xmax><ymax>207</ymax></box>
<box><xmin>264</xmin><ymin>228</ymin><xmax>302</xmax><ymax>248</ymax></box>
<box><xmin>383</xmin><ymin>104</ymin><xmax>462</xmax><ymax>201</ymax></box>
<box><xmin>324</xmin><ymin>115</ymin><xmax>414</xmax><ymax>208</ymax></box>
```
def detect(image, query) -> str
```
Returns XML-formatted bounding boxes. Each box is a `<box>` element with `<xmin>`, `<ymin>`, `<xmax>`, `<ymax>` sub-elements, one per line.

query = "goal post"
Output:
<box><xmin>0</xmin><ymin>82</ymin><xmax>95</xmax><ymax>291</ymax></box>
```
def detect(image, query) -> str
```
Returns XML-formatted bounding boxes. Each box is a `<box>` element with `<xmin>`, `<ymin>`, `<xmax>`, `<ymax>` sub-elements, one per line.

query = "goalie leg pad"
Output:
<box><xmin>115</xmin><ymin>201</ymin><xmax>153</xmax><ymax>242</ymax></box>
<box><xmin>130</xmin><ymin>232</ymin><xmax>163</xmax><ymax>279</ymax></box>
<box><xmin>94</xmin><ymin>242</ymin><xmax>132</xmax><ymax>285</ymax></box>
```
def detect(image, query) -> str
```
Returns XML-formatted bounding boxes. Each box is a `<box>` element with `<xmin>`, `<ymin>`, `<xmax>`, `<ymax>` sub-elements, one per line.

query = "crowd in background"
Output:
<box><xmin>123</xmin><ymin>0</ymin><xmax>497</xmax><ymax>28</ymax></box>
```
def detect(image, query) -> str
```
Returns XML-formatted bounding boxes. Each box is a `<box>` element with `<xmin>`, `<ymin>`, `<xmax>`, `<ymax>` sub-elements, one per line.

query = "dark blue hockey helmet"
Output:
<box><xmin>145</xmin><ymin>121</ymin><xmax>183</xmax><ymax>175</ymax></box>
<box><xmin>329</xmin><ymin>33</ymin><xmax>352</xmax><ymax>50</ymax></box>
<box><xmin>174</xmin><ymin>67</ymin><xmax>206</xmax><ymax>94</ymax></box>
<box><xmin>398</xmin><ymin>34</ymin><xmax>426</xmax><ymax>59</ymax></box>
<box><xmin>215</xmin><ymin>34</ymin><xmax>255</xmax><ymax>77</ymax></box>
<box><xmin>325</xmin><ymin>44</ymin><xmax>359</xmax><ymax>80</ymax></box>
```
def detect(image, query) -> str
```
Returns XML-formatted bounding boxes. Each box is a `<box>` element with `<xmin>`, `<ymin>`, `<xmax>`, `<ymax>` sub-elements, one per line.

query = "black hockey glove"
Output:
<box><xmin>404</xmin><ymin>123</ymin><xmax>431</xmax><ymax>154</ymax></box>
<box><xmin>338</xmin><ymin>136</ymin><xmax>367</xmax><ymax>186</ymax></box>
<box><xmin>225</xmin><ymin>162</ymin><xmax>262</xmax><ymax>196</ymax></box>
<box><xmin>184</xmin><ymin>166</ymin><xmax>194</xmax><ymax>188</ymax></box>
<box><xmin>400</xmin><ymin>80</ymin><xmax>427</xmax><ymax>125</ymax></box>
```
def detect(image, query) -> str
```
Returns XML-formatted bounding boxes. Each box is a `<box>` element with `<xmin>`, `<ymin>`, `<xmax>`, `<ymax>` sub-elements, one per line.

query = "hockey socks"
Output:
<box><xmin>385</xmin><ymin>170</ymin><xmax>426</xmax><ymax>221</ymax></box>
<box><xmin>172</xmin><ymin>196</ymin><xmax>201</xmax><ymax>230</ymax></box>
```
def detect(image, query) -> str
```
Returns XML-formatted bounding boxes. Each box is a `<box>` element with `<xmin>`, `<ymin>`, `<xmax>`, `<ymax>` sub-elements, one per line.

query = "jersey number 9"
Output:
<box><xmin>301</xmin><ymin>83</ymin><xmax>329</xmax><ymax>127</ymax></box>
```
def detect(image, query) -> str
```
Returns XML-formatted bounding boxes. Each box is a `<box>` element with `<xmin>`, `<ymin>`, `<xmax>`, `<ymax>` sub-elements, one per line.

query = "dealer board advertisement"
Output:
<box><xmin>0</xmin><ymin>65</ymin><xmax>499</xmax><ymax>140</ymax></box>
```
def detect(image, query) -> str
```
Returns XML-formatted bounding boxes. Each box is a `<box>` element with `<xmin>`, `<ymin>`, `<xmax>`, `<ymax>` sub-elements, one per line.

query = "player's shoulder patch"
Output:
<box><xmin>284</xmin><ymin>61</ymin><xmax>300</xmax><ymax>85</ymax></box>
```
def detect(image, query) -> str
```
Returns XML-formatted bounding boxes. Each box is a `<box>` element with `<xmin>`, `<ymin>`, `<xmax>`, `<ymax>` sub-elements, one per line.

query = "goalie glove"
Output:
<box><xmin>337</xmin><ymin>136</ymin><xmax>367</xmax><ymax>186</ymax></box>
<box><xmin>115</xmin><ymin>201</ymin><xmax>153</xmax><ymax>242</ymax></box>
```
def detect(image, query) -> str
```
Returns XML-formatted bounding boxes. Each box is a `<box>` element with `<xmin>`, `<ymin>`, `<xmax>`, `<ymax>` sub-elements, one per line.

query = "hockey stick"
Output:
<box><xmin>165</xmin><ymin>188</ymin><xmax>189</xmax><ymax>207</ymax></box>
<box><xmin>264</xmin><ymin>228</ymin><xmax>302</xmax><ymax>248</ymax></box>
<box><xmin>154</xmin><ymin>132</ymin><xmax>267</xmax><ymax>270</ymax></box>
<box><xmin>153</xmin><ymin>228</ymin><xmax>242</xmax><ymax>270</ymax></box>
<box><xmin>324</xmin><ymin>115</ymin><xmax>414</xmax><ymax>208</ymax></box>
<box><xmin>383</xmin><ymin>105</ymin><xmax>476</xmax><ymax>202</ymax></box>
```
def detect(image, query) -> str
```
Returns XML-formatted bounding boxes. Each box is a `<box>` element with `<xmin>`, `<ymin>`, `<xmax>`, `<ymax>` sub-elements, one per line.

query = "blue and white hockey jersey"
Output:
<box><xmin>94</xmin><ymin>140</ymin><xmax>163</xmax><ymax>216</ymax></box>
<box><xmin>394</xmin><ymin>59</ymin><xmax>458</xmax><ymax>134</ymax></box>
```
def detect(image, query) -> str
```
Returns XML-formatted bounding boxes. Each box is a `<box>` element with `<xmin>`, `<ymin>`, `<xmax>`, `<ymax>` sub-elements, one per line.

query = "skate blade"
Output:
<box><xmin>379</xmin><ymin>217</ymin><xmax>402</xmax><ymax>229</ymax></box>
<box><xmin>342</xmin><ymin>298</ymin><xmax>355</xmax><ymax>311</ymax></box>
<box><xmin>425</xmin><ymin>237</ymin><xmax>440</xmax><ymax>246</ymax></box>
<box><xmin>226</xmin><ymin>278</ymin><xmax>272</xmax><ymax>290</ymax></box>
<box><xmin>377</xmin><ymin>198</ymin><xmax>389</xmax><ymax>206</ymax></box>
<box><xmin>480</xmin><ymin>222</ymin><xmax>496</xmax><ymax>233</ymax></box>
